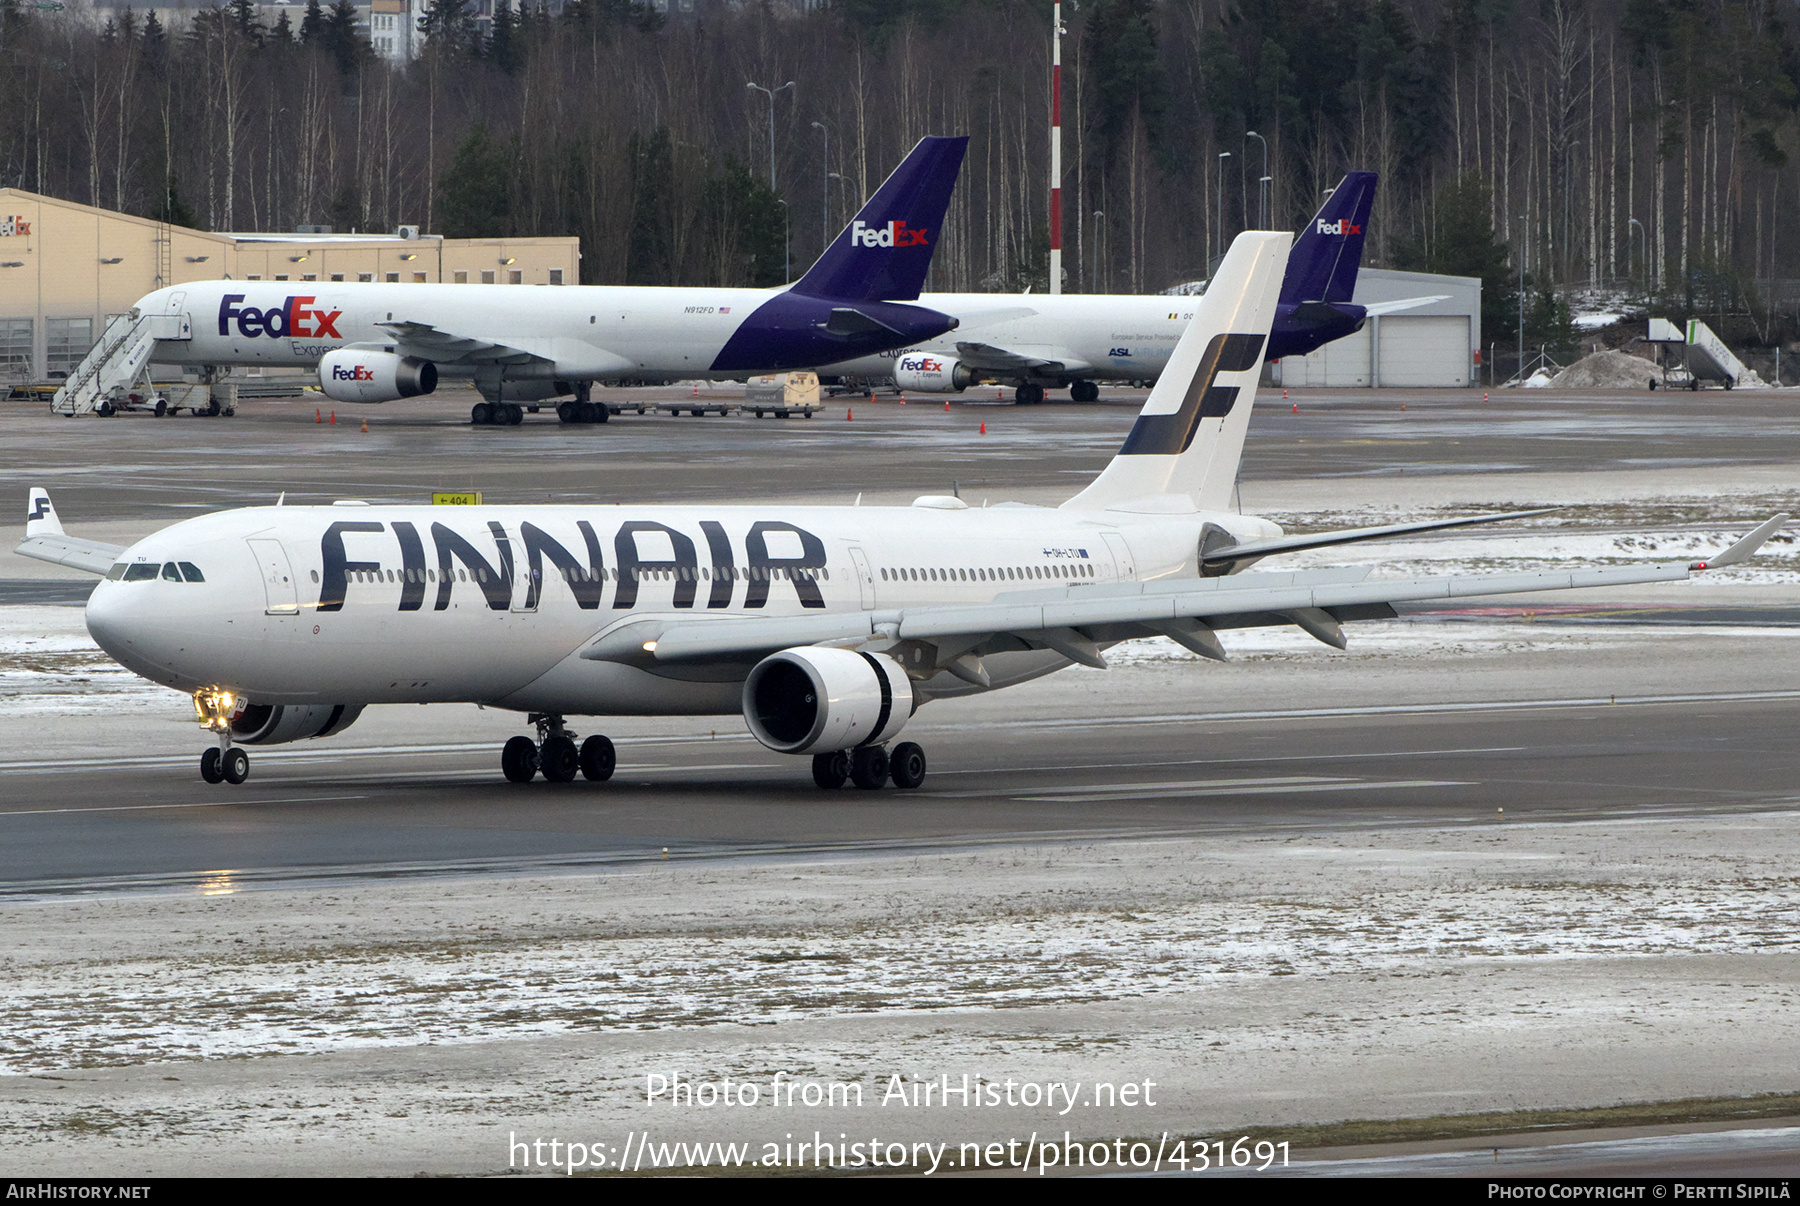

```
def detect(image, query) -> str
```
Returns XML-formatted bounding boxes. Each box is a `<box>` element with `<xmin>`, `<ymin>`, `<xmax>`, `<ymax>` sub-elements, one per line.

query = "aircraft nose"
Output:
<box><xmin>85</xmin><ymin>582</ymin><xmax>182</xmax><ymax>681</ymax></box>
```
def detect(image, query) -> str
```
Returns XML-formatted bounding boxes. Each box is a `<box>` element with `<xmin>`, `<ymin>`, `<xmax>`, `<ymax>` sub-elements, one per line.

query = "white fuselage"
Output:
<box><xmin>136</xmin><ymin>281</ymin><xmax>785</xmax><ymax>380</ymax></box>
<box><xmin>824</xmin><ymin>293</ymin><xmax>1196</xmax><ymax>383</ymax></box>
<box><xmin>83</xmin><ymin>501</ymin><xmax>1279</xmax><ymax>717</ymax></box>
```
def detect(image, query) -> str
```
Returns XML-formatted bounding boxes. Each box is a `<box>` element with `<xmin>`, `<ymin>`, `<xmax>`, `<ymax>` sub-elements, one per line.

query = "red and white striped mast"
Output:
<box><xmin>1049</xmin><ymin>1</ymin><xmax>1064</xmax><ymax>294</ymax></box>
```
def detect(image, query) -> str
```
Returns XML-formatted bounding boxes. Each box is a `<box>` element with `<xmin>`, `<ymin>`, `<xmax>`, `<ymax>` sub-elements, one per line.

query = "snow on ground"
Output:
<box><xmin>2</xmin><ymin>820</ymin><xmax>1797</xmax><ymax>1076</ymax></box>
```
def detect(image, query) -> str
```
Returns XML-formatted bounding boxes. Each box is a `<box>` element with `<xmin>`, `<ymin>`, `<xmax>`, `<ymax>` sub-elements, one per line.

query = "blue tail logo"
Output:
<box><xmin>1281</xmin><ymin>171</ymin><xmax>1377</xmax><ymax>305</ymax></box>
<box><xmin>790</xmin><ymin>135</ymin><xmax>969</xmax><ymax>303</ymax></box>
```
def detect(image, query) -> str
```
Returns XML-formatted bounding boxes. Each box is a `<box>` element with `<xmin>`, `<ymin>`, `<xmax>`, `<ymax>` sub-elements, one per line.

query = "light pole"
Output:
<box><xmin>1259</xmin><ymin>175</ymin><xmax>1272</xmax><ymax>230</ymax></box>
<box><xmin>811</xmin><ymin>121</ymin><xmax>829</xmax><ymax>254</ymax></box>
<box><xmin>1216</xmin><ymin>151</ymin><xmax>1231</xmax><ymax>262</ymax></box>
<box><xmin>1244</xmin><ymin>130</ymin><xmax>1267</xmax><ymax>228</ymax></box>
<box><xmin>745</xmin><ymin>80</ymin><xmax>794</xmax><ymax>191</ymax></box>
<box><xmin>1092</xmin><ymin>210</ymin><xmax>1103</xmax><ymax>292</ymax></box>
<box><xmin>777</xmin><ymin>199</ymin><xmax>790</xmax><ymax>284</ymax></box>
<box><xmin>1628</xmin><ymin>216</ymin><xmax>1646</xmax><ymax>296</ymax></box>
<box><xmin>1516</xmin><ymin>216</ymin><xmax>1526</xmax><ymax>386</ymax></box>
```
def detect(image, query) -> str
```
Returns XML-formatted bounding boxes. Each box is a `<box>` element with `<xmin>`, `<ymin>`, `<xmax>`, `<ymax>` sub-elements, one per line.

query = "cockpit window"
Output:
<box><xmin>179</xmin><ymin>562</ymin><xmax>205</xmax><ymax>582</ymax></box>
<box><xmin>122</xmin><ymin>563</ymin><xmax>160</xmax><ymax>581</ymax></box>
<box><xmin>105</xmin><ymin>563</ymin><xmax>126</xmax><ymax>580</ymax></box>
<box><xmin>161</xmin><ymin>562</ymin><xmax>182</xmax><ymax>582</ymax></box>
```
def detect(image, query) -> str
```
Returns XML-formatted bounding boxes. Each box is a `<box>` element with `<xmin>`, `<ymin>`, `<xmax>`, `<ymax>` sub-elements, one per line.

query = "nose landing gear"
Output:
<box><xmin>501</xmin><ymin>715</ymin><xmax>617</xmax><ymax>784</ymax></box>
<box><xmin>194</xmin><ymin>689</ymin><xmax>250</xmax><ymax>785</ymax></box>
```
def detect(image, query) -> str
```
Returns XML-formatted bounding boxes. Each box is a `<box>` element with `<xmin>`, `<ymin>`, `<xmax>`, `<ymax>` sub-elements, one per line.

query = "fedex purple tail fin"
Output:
<box><xmin>789</xmin><ymin>136</ymin><xmax>968</xmax><ymax>303</ymax></box>
<box><xmin>1280</xmin><ymin>171</ymin><xmax>1377</xmax><ymax>306</ymax></box>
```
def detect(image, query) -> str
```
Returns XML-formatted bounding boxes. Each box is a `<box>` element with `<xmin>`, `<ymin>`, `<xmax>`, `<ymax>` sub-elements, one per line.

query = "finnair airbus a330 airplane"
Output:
<box><xmin>119</xmin><ymin>137</ymin><xmax>968</xmax><ymax>425</ymax></box>
<box><xmin>19</xmin><ymin>232</ymin><xmax>1785</xmax><ymax>790</ymax></box>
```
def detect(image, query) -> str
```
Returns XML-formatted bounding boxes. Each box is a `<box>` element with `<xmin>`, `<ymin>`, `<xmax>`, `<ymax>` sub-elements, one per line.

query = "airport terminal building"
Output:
<box><xmin>0</xmin><ymin>188</ymin><xmax>580</xmax><ymax>384</ymax></box>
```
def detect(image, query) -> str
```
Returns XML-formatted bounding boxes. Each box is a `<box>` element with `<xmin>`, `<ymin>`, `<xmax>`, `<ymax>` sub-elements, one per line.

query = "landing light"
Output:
<box><xmin>642</xmin><ymin>641</ymin><xmax>658</xmax><ymax>653</ymax></box>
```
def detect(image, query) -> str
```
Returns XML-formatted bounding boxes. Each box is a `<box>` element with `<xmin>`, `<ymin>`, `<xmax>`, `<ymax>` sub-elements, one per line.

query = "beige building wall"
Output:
<box><xmin>0</xmin><ymin>189</ymin><xmax>581</xmax><ymax>382</ymax></box>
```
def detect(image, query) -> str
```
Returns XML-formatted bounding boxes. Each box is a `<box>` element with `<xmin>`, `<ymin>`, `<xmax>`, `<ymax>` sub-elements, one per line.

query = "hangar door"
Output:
<box><xmin>1280</xmin><ymin>325</ymin><xmax>1370</xmax><ymax>387</ymax></box>
<box><xmin>1377</xmin><ymin>316</ymin><xmax>1471</xmax><ymax>386</ymax></box>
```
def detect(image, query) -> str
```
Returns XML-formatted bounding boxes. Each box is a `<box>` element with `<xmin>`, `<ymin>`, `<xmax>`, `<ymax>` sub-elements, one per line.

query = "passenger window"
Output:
<box><xmin>123</xmin><ymin>563</ymin><xmax>159</xmax><ymax>581</ymax></box>
<box><xmin>106</xmin><ymin>563</ymin><xmax>126</xmax><ymax>580</ymax></box>
<box><xmin>179</xmin><ymin>562</ymin><xmax>205</xmax><ymax>582</ymax></box>
<box><xmin>161</xmin><ymin>562</ymin><xmax>182</xmax><ymax>581</ymax></box>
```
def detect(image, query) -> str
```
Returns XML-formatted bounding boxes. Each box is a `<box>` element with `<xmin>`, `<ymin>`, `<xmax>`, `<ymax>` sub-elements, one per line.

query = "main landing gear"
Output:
<box><xmin>472</xmin><ymin>402</ymin><xmax>525</xmax><ymax>426</ymax></box>
<box><xmin>811</xmin><ymin>742</ymin><xmax>927</xmax><ymax>791</ymax></box>
<box><xmin>555</xmin><ymin>400</ymin><xmax>609</xmax><ymax>424</ymax></box>
<box><xmin>501</xmin><ymin>714</ymin><xmax>616</xmax><ymax>784</ymax></box>
<box><xmin>194</xmin><ymin>689</ymin><xmax>249</xmax><ymax>785</ymax></box>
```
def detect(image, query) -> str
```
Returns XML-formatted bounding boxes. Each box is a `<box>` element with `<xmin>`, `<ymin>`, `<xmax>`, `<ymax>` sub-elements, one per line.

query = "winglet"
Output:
<box><xmin>1691</xmin><ymin>513</ymin><xmax>1790</xmax><ymax>570</ymax></box>
<box><xmin>26</xmin><ymin>488</ymin><xmax>62</xmax><ymax>538</ymax></box>
<box><xmin>790</xmin><ymin>136</ymin><xmax>969</xmax><ymax>303</ymax></box>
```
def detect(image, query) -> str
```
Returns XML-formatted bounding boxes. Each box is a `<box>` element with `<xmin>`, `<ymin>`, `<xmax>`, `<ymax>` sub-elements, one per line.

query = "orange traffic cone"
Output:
<box><xmin>945</xmin><ymin>399</ymin><xmax>951</xmax><ymax>411</ymax></box>
<box><xmin>1400</xmin><ymin>403</ymin><xmax>1406</xmax><ymax>411</ymax></box>
<box><xmin>1283</xmin><ymin>389</ymin><xmax>1288</xmax><ymax>399</ymax></box>
<box><xmin>692</xmin><ymin>383</ymin><xmax>699</xmax><ymax>396</ymax></box>
<box><xmin>315</xmin><ymin>408</ymin><xmax>322</xmax><ymax>423</ymax></box>
<box><xmin>899</xmin><ymin>394</ymin><xmax>906</xmax><ymax>405</ymax></box>
<box><xmin>361</xmin><ymin>418</ymin><xmax>369</xmax><ymax>432</ymax></box>
<box><xmin>1292</xmin><ymin>403</ymin><xmax>1298</xmax><ymax>413</ymax></box>
<box><xmin>979</xmin><ymin>421</ymin><xmax>987</xmax><ymax>435</ymax></box>
<box><xmin>329</xmin><ymin>411</ymin><xmax>336</xmax><ymax>425</ymax></box>
<box><xmin>846</xmin><ymin>407</ymin><xmax>853</xmax><ymax>421</ymax></box>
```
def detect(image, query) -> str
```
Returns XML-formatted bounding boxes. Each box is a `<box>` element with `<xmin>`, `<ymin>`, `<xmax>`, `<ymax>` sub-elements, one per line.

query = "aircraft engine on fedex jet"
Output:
<box><xmin>892</xmin><ymin>353</ymin><xmax>976</xmax><ymax>393</ymax></box>
<box><xmin>317</xmin><ymin>349</ymin><xmax>438</xmax><ymax>404</ymax></box>
<box><xmin>742</xmin><ymin>647</ymin><xmax>914</xmax><ymax>754</ymax></box>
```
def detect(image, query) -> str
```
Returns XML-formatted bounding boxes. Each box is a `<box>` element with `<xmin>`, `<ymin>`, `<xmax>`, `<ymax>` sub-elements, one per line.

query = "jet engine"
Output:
<box><xmin>228</xmin><ymin>701</ymin><xmax>365</xmax><ymax>745</ymax></box>
<box><xmin>317</xmin><ymin>349</ymin><xmax>438</xmax><ymax>403</ymax></box>
<box><xmin>892</xmin><ymin>353</ymin><xmax>976</xmax><ymax>393</ymax></box>
<box><xmin>742</xmin><ymin>647</ymin><xmax>913</xmax><ymax>754</ymax></box>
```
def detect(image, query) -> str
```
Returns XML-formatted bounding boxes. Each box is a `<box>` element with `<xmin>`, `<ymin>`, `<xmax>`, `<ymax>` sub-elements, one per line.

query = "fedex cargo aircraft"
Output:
<box><xmin>119</xmin><ymin>137</ymin><xmax>969</xmax><ymax>425</ymax></box>
<box><xmin>827</xmin><ymin>172</ymin><xmax>1438</xmax><ymax>403</ymax></box>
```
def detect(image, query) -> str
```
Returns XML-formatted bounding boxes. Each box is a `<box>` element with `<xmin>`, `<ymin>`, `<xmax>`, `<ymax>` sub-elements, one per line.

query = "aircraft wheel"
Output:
<box><xmin>1688</xmin><ymin>379</ymin><xmax>1698</xmax><ymax>391</ymax></box>
<box><xmin>849</xmin><ymin>745</ymin><xmax>890</xmax><ymax>790</ymax></box>
<box><xmin>1070</xmin><ymin>380</ymin><xmax>1099</xmax><ymax>403</ymax></box>
<box><xmin>221</xmin><ymin>747</ymin><xmax>250</xmax><ymax>785</ymax></box>
<box><xmin>507</xmin><ymin>404</ymin><xmax>525</xmax><ymax>424</ymax></box>
<box><xmin>540</xmin><ymin>735</ymin><xmax>579</xmax><ymax>783</ymax></box>
<box><xmin>580</xmin><ymin>734</ymin><xmax>616</xmax><ymax>781</ymax></box>
<box><xmin>889</xmin><ymin>742</ymin><xmax>927</xmax><ymax>789</ymax></box>
<box><xmin>589</xmin><ymin>402</ymin><xmax>609</xmax><ymax>424</ymax></box>
<box><xmin>95</xmin><ymin>400</ymin><xmax>114</xmax><ymax>417</ymax></box>
<box><xmin>1015</xmin><ymin>384</ymin><xmax>1044</xmax><ymax>405</ymax></box>
<box><xmin>154</xmin><ymin>399</ymin><xmax>167</xmax><ymax>417</ymax></box>
<box><xmin>200</xmin><ymin>747</ymin><xmax>224</xmax><ymax>784</ymax></box>
<box><xmin>472</xmin><ymin>402</ymin><xmax>493</xmax><ymax>425</ymax></box>
<box><xmin>557</xmin><ymin>401</ymin><xmax>578</xmax><ymax>424</ymax></box>
<box><xmin>812</xmin><ymin>750</ymin><xmax>850</xmax><ymax>789</ymax></box>
<box><xmin>501</xmin><ymin>734</ymin><xmax>539</xmax><ymax>783</ymax></box>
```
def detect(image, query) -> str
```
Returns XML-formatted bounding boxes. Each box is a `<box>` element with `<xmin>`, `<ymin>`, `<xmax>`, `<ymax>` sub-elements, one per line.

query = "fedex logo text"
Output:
<box><xmin>1315</xmin><ymin>219</ymin><xmax>1363</xmax><ymax>236</ymax></box>
<box><xmin>850</xmin><ymin>220</ymin><xmax>929</xmax><ymax>248</ymax></box>
<box><xmin>219</xmin><ymin>294</ymin><xmax>345</xmax><ymax>340</ymax></box>
<box><xmin>331</xmin><ymin>364</ymin><xmax>377</xmax><ymax>382</ymax></box>
<box><xmin>0</xmin><ymin>216</ymin><xmax>30</xmax><ymax>237</ymax></box>
<box><xmin>898</xmin><ymin>355</ymin><xmax>942</xmax><ymax>372</ymax></box>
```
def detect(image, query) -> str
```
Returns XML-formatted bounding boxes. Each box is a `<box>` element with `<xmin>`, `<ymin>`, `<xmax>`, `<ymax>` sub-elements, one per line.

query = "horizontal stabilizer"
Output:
<box><xmin>15</xmin><ymin>534</ymin><xmax>124</xmax><ymax>576</ymax></box>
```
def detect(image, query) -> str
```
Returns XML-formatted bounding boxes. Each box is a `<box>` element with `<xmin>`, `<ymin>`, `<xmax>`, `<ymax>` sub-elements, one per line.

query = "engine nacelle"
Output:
<box><xmin>742</xmin><ymin>647</ymin><xmax>913</xmax><ymax>754</ymax></box>
<box><xmin>893</xmin><ymin>353</ymin><xmax>975</xmax><ymax>393</ymax></box>
<box><xmin>228</xmin><ymin>701</ymin><xmax>365</xmax><ymax>745</ymax></box>
<box><xmin>318</xmin><ymin>349</ymin><xmax>437</xmax><ymax>403</ymax></box>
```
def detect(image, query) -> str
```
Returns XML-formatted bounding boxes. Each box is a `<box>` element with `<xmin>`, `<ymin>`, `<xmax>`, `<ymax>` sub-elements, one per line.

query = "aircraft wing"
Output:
<box><xmin>1362</xmin><ymin>295</ymin><xmax>1450</xmax><ymax>318</ymax></box>
<box><xmin>14</xmin><ymin>533</ymin><xmax>124</xmax><ymax>576</ymax></box>
<box><xmin>582</xmin><ymin>516</ymin><xmax>1788</xmax><ymax>671</ymax></box>
<box><xmin>376</xmin><ymin>320</ymin><xmax>552</xmax><ymax>368</ymax></box>
<box><xmin>1200</xmin><ymin>508</ymin><xmax>1561</xmax><ymax>568</ymax></box>
<box><xmin>953</xmin><ymin>341</ymin><xmax>1093</xmax><ymax>374</ymax></box>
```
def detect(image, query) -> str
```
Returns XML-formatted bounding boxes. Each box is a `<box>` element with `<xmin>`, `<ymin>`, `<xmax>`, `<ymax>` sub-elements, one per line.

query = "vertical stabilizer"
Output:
<box><xmin>789</xmin><ymin>136</ymin><xmax>969</xmax><ymax>303</ymax></box>
<box><xmin>1062</xmin><ymin>231</ymin><xmax>1290</xmax><ymax>513</ymax></box>
<box><xmin>1280</xmin><ymin>171</ymin><xmax>1377</xmax><ymax>305</ymax></box>
<box><xmin>26</xmin><ymin>487</ymin><xmax>62</xmax><ymax>538</ymax></box>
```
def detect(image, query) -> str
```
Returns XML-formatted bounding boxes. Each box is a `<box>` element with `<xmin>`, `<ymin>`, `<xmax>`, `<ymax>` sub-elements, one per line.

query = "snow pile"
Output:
<box><xmin>1549</xmin><ymin>348</ymin><xmax>1660</xmax><ymax>390</ymax></box>
<box><xmin>1573</xmin><ymin>312</ymin><xmax>1625</xmax><ymax>331</ymax></box>
<box><xmin>1522</xmin><ymin>369</ymin><xmax>1555</xmax><ymax>388</ymax></box>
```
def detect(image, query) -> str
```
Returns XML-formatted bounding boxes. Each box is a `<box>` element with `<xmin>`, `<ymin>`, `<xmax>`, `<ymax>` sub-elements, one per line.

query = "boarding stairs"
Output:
<box><xmin>1644</xmin><ymin>317</ymin><xmax>1752</xmax><ymax>390</ymax></box>
<box><xmin>51</xmin><ymin>307</ymin><xmax>190</xmax><ymax>416</ymax></box>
